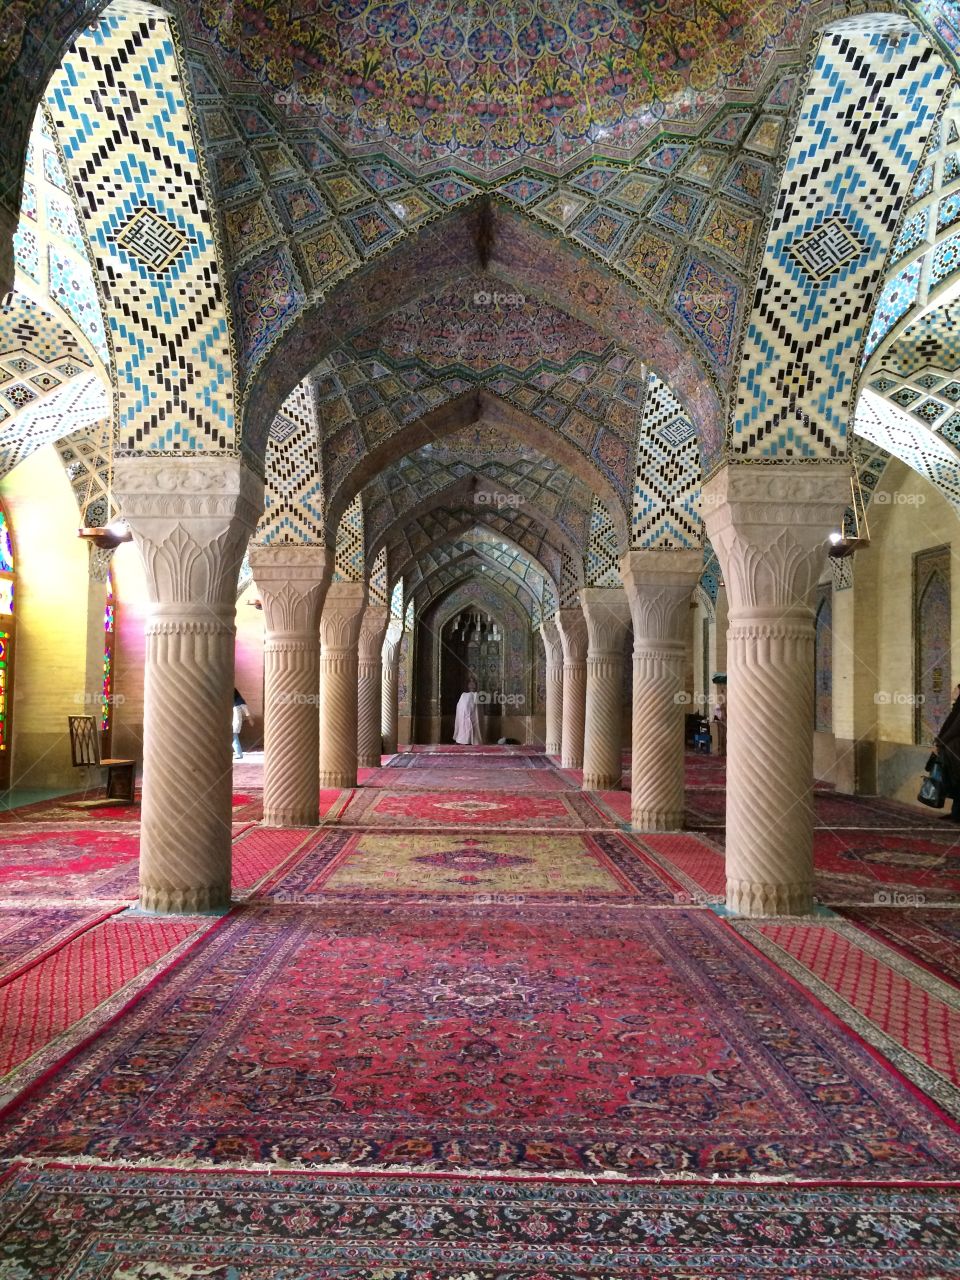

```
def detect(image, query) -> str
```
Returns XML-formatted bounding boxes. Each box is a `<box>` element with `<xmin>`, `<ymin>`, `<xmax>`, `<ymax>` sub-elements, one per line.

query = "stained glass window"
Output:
<box><xmin>101</xmin><ymin>571</ymin><xmax>115</xmax><ymax>741</ymax></box>
<box><xmin>0</xmin><ymin>512</ymin><xmax>13</xmax><ymax>574</ymax></box>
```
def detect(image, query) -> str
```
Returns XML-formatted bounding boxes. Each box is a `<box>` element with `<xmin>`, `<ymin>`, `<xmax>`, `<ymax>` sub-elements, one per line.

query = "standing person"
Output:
<box><xmin>712</xmin><ymin>696</ymin><xmax>727</xmax><ymax>757</ymax></box>
<box><xmin>935</xmin><ymin>684</ymin><xmax>960</xmax><ymax>820</ymax></box>
<box><xmin>453</xmin><ymin>676</ymin><xmax>482</xmax><ymax>745</ymax></box>
<box><xmin>232</xmin><ymin>687</ymin><xmax>252</xmax><ymax>761</ymax></box>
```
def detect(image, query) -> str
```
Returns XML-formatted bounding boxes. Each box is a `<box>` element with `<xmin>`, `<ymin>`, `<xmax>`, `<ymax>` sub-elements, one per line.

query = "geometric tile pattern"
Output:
<box><xmin>559</xmin><ymin>546</ymin><xmax>581</xmax><ymax>608</ymax></box>
<box><xmin>45</xmin><ymin>9</ymin><xmax>237</xmax><ymax>455</ymax></box>
<box><xmin>0</xmin><ymin>370</ymin><xmax>109</xmax><ymax>479</ymax></box>
<box><xmin>632</xmin><ymin>374</ymin><xmax>703</xmax><ymax>549</ymax></box>
<box><xmin>54</xmin><ymin>419</ymin><xmax>114</xmax><ymax>526</ymax></box>
<box><xmin>390</xmin><ymin>577</ymin><xmax>404</xmax><ymax>621</ymax></box>
<box><xmin>368</xmin><ymin>546</ymin><xmax>388</xmax><ymax>608</ymax></box>
<box><xmin>257</xmin><ymin>381</ymin><xmax>323</xmax><ymax>545</ymax></box>
<box><xmin>733</xmin><ymin>21</ymin><xmax>949</xmax><ymax>458</ymax></box>
<box><xmin>333</xmin><ymin>493</ymin><xmax>365</xmax><ymax>583</ymax></box>
<box><xmin>855</xmin><ymin>389</ymin><xmax>960</xmax><ymax>509</ymax></box>
<box><xmin>585</xmin><ymin>496</ymin><xmax>622</xmax><ymax>588</ymax></box>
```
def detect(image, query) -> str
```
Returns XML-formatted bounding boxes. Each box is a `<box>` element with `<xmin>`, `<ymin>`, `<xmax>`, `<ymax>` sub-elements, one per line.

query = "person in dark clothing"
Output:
<box><xmin>935</xmin><ymin>684</ymin><xmax>960</xmax><ymax>820</ymax></box>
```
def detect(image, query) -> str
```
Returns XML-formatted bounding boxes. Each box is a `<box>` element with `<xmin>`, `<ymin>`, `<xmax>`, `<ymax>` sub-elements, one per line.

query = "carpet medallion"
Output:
<box><xmin>2</xmin><ymin>1165</ymin><xmax>959</xmax><ymax>1279</ymax></box>
<box><xmin>4</xmin><ymin>905</ymin><xmax>960</xmax><ymax>1178</ymax></box>
<box><xmin>338</xmin><ymin>788</ymin><xmax>612</xmax><ymax>829</ymax></box>
<box><xmin>256</xmin><ymin>830</ymin><xmax>679</xmax><ymax>903</ymax></box>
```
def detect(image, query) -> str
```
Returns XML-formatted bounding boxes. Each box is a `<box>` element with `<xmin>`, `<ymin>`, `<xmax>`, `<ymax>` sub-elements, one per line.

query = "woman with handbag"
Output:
<box><xmin>935</xmin><ymin>684</ymin><xmax>960</xmax><ymax>820</ymax></box>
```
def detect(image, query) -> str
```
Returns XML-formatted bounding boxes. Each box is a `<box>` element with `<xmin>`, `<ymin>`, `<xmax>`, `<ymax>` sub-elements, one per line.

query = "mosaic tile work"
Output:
<box><xmin>632</xmin><ymin>374</ymin><xmax>702</xmax><ymax>550</ymax></box>
<box><xmin>390</xmin><ymin>578</ymin><xmax>404</xmax><ymax>621</ymax></box>
<box><xmin>734</xmin><ymin>21</ymin><xmax>949</xmax><ymax>459</ymax></box>
<box><xmin>855</xmin><ymin>389</ymin><xmax>960</xmax><ymax>508</ymax></box>
<box><xmin>416</xmin><ymin>559</ymin><xmax>542</xmax><ymax>628</ymax></box>
<box><xmin>559</xmin><ymin>547</ymin><xmax>581</xmax><ymax>609</ymax></box>
<box><xmin>584</xmin><ymin>496</ymin><xmax>621</xmax><ymax>588</ymax></box>
<box><xmin>257</xmin><ymin>381</ymin><xmax>323</xmax><ymax>544</ymax></box>
<box><xmin>333</xmin><ymin>492</ymin><xmax>365</xmax><ymax>583</ymax></box>
<box><xmin>368</xmin><ymin>546</ymin><xmax>388</xmax><ymax>608</ymax></box>
<box><xmin>45</xmin><ymin>8</ymin><xmax>236</xmax><ymax>455</ymax></box>
<box><xmin>14</xmin><ymin>108</ymin><xmax>108</xmax><ymax>367</ymax></box>
<box><xmin>0</xmin><ymin>370</ymin><xmax>108</xmax><ymax>479</ymax></box>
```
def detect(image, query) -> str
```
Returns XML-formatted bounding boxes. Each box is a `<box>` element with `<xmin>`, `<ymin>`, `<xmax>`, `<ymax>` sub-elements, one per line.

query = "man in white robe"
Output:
<box><xmin>453</xmin><ymin>679</ymin><xmax>482</xmax><ymax>745</ymax></box>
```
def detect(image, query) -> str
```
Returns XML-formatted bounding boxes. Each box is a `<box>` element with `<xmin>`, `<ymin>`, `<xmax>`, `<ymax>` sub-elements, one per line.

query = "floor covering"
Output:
<box><xmin>0</xmin><ymin>746</ymin><xmax>958</xmax><ymax>1274</ymax></box>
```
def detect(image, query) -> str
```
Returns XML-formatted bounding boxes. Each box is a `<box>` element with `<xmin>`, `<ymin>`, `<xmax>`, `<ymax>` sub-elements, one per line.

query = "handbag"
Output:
<box><xmin>918</xmin><ymin>760</ymin><xmax>945</xmax><ymax>808</ymax></box>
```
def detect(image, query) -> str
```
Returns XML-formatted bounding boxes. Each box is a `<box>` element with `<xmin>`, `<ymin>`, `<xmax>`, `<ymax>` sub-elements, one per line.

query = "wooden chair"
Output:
<box><xmin>67</xmin><ymin>715</ymin><xmax>136</xmax><ymax>804</ymax></box>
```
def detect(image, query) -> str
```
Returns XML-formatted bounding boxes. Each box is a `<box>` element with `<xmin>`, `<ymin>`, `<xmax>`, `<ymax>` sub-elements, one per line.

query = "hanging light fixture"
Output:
<box><xmin>828</xmin><ymin>470</ymin><xmax>871</xmax><ymax>559</ymax></box>
<box><xmin>77</xmin><ymin>419</ymin><xmax>133</xmax><ymax>549</ymax></box>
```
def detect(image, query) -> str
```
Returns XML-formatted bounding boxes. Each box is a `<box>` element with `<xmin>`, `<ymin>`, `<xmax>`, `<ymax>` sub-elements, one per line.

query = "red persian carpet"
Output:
<box><xmin>2</xmin><ymin>1164</ymin><xmax>959</xmax><ymax>1279</ymax></box>
<box><xmin>0</xmin><ymin>906</ymin><xmax>117</xmax><ymax>981</ymax></box>
<box><xmin>337</xmin><ymin>787</ymin><xmax>614</xmax><ymax>829</ymax></box>
<box><xmin>4</xmin><ymin>904</ymin><xmax>960</xmax><ymax>1178</ymax></box>
<box><xmin>840</xmin><ymin>906</ymin><xmax>960</xmax><ymax>987</ymax></box>
<box><xmin>230</xmin><ymin>827</ymin><xmax>327</xmax><ymax>894</ymax></box>
<box><xmin>253</xmin><ymin>829</ymin><xmax>683</xmax><ymax>904</ymax></box>
<box><xmin>362</xmin><ymin>764</ymin><xmax>570</xmax><ymax>791</ymax></box>
<box><xmin>737</xmin><ymin>917</ymin><xmax>960</xmax><ymax>1115</ymax></box>
<box><xmin>0</xmin><ymin>912</ymin><xmax>213</xmax><ymax>1083</ymax></box>
<box><xmin>0</xmin><ymin>828</ymin><xmax>141</xmax><ymax>901</ymax></box>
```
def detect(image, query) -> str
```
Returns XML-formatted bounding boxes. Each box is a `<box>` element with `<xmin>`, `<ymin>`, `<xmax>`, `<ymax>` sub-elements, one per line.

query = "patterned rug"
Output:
<box><xmin>5</xmin><ymin>904</ymin><xmax>960</xmax><ymax>1178</ymax></box>
<box><xmin>736</xmin><ymin>917</ymin><xmax>960</xmax><ymax>1117</ymax></box>
<box><xmin>840</xmin><ymin>907</ymin><xmax>960</xmax><ymax>988</ymax></box>
<box><xmin>4</xmin><ymin>1164</ymin><xmax>960</xmax><ymax>1279</ymax></box>
<box><xmin>338</xmin><ymin>787</ymin><xmax>614</xmax><ymax>829</ymax></box>
<box><xmin>0</xmin><ymin>790</ymin><xmax>264</xmax><ymax>824</ymax></box>
<box><xmin>0</xmin><ymin>906</ymin><xmax>117</xmax><ymax>981</ymax></box>
<box><xmin>255</xmin><ymin>829</ymin><xmax>681</xmax><ymax>904</ymax></box>
<box><xmin>0</xmin><ymin>912</ymin><xmax>214</xmax><ymax>1090</ymax></box>
<box><xmin>0</xmin><ymin>828</ymin><xmax>142</xmax><ymax>902</ymax></box>
<box><xmin>361</xmin><ymin>765</ymin><xmax>571</xmax><ymax>791</ymax></box>
<box><xmin>393</xmin><ymin>753</ymin><xmax>556</xmax><ymax>770</ymax></box>
<box><xmin>687</xmin><ymin>787</ymin><xmax>949</xmax><ymax>831</ymax></box>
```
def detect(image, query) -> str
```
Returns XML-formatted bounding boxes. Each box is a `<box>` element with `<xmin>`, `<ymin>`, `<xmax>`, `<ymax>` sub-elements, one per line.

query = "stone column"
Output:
<box><xmin>318</xmin><ymin>581</ymin><xmax>367</xmax><ymax>788</ymax></box>
<box><xmin>555</xmin><ymin>607</ymin><xmax>588</xmax><ymax>769</ymax></box>
<box><xmin>357</xmin><ymin>605</ymin><xmax>390</xmax><ymax>768</ymax></box>
<box><xmin>703</xmin><ymin>462</ymin><xmax>851</xmax><ymax>916</ymax></box>
<box><xmin>114</xmin><ymin>457</ymin><xmax>263</xmax><ymax>912</ymax></box>
<box><xmin>249</xmin><ymin>545</ymin><xmax>330</xmax><ymax>826</ymax></box>
<box><xmin>381</xmin><ymin>617</ymin><xmax>404</xmax><ymax>754</ymax></box>
<box><xmin>580</xmin><ymin>587</ymin><xmax>632</xmax><ymax>790</ymax></box>
<box><xmin>540</xmin><ymin>617</ymin><xmax>564</xmax><ymax>756</ymax></box>
<box><xmin>620</xmin><ymin>550</ymin><xmax>702</xmax><ymax>831</ymax></box>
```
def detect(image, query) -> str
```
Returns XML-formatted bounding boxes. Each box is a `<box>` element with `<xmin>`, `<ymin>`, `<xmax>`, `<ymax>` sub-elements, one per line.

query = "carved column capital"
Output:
<box><xmin>619</xmin><ymin>549</ymin><xmax>701</xmax><ymax>644</ymax></box>
<box><xmin>540</xmin><ymin>617</ymin><xmax>564</xmax><ymax>668</ymax></box>
<box><xmin>701</xmin><ymin>462</ymin><xmax>851</xmax><ymax>619</ymax></box>
<box><xmin>358</xmin><ymin>605</ymin><xmax>391</xmax><ymax>662</ymax></box>
<box><xmin>555</xmin><ymin>607</ymin><xmax>588</xmax><ymax>663</ymax></box>
<box><xmin>320</xmin><ymin>581</ymin><xmax>367</xmax><ymax>651</ymax></box>
<box><xmin>114</xmin><ymin>456</ymin><xmax>263</xmax><ymax>618</ymax></box>
<box><xmin>249</xmin><ymin>544</ymin><xmax>332</xmax><ymax>637</ymax></box>
<box><xmin>580</xmin><ymin>587</ymin><xmax>631</xmax><ymax>656</ymax></box>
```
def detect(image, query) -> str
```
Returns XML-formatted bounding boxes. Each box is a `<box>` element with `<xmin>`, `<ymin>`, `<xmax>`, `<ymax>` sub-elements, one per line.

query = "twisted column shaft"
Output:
<box><xmin>115</xmin><ymin>457</ymin><xmax>263</xmax><ymax>913</ymax></box>
<box><xmin>381</xmin><ymin>619</ymin><xmax>404</xmax><ymax>754</ymax></box>
<box><xmin>580</xmin><ymin>589</ymin><xmax>632</xmax><ymax>790</ymax></box>
<box><xmin>250</xmin><ymin>546</ymin><xmax>330</xmax><ymax>827</ymax></box>
<box><xmin>540</xmin><ymin>618</ymin><xmax>563</xmax><ymax>756</ymax></box>
<box><xmin>703</xmin><ymin>462</ymin><xmax>852</xmax><ymax>916</ymax></box>
<box><xmin>357</xmin><ymin>606</ymin><xmax>390</xmax><ymax>768</ymax></box>
<box><xmin>319</xmin><ymin>581</ymin><xmax>367</xmax><ymax>789</ymax></box>
<box><xmin>621</xmin><ymin>551</ymin><xmax>701</xmax><ymax>831</ymax></box>
<box><xmin>555</xmin><ymin>607</ymin><xmax>588</xmax><ymax>769</ymax></box>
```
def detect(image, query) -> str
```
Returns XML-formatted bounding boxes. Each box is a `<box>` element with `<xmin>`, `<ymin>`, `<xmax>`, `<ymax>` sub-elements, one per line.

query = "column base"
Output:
<box><xmin>726</xmin><ymin>878</ymin><xmax>813</xmax><ymax>918</ymax></box>
<box><xmin>546</xmin><ymin>740</ymin><xmax>561</xmax><ymax>755</ymax></box>
<box><xmin>583</xmin><ymin>773</ymin><xmax>620</xmax><ymax>791</ymax></box>
<box><xmin>139</xmin><ymin>882</ymin><xmax>231</xmax><ymax>914</ymax></box>
<box><xmin>631</xmin><ymin>808</ymin><xmax>684</xmax><ymax>832</ymax></box>
<box><xmin>263</xmin><ymin>806</ymin><xmax>318</xmax><ymax>828</ymax></box>
<box><xmin>357</xmin><ymin>751</ymin><xmax>381</xmax><ymax>769</ymax></box>
<box><xmin>320</xmin><ymin>770</ymin><xmax>358</xmax><ymax>788</ymax></box>
<box><xmin>561</xmin><ymin>754</ymin><xmax>583</xmax><ymax>769</ymax></box>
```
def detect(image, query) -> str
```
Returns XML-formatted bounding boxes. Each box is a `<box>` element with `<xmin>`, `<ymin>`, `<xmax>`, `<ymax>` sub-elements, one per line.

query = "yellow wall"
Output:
<box><xmin>0</xmin><ymin>445</ymin><xmax>96</xmax><ymax>790</ymax></box>
<box><xmin>235</xmin><ymin>579</ymin><xmax>265</xmax><ymax>749</ymax></box>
